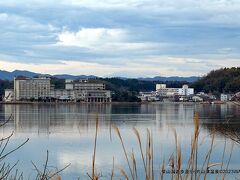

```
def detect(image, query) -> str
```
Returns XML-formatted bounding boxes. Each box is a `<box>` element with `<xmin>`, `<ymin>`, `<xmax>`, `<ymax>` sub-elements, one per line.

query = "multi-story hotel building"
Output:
<box><xmin>65</xmin><ymin>79</ymin><xmax>111</xmax><ymax>102</ymax></box>
<box><xmin>14</xmin><ymin>77</ymin><xmax>51</xmax><ymax>100</ymax></box>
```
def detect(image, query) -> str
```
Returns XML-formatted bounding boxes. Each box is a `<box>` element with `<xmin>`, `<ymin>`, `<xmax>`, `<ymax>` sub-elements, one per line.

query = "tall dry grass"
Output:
<box><xmin>0</xmin><ymin>115</ymin><xmax>70</xmax><ymax>180</ymax></box>
<box><xmin>0</xmin><ymin>115</ymin><xmax>28</xmax><ymax>179</ymax></box>
<box><xmin>96</xmin><ymin>112</ymin><xmax>236</xmax><ymax>180</ymax></box>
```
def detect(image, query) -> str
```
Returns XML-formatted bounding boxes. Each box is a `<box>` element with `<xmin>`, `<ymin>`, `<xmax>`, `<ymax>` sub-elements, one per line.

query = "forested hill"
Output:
<box><xmin>192</xmin><ymin>67</ymin><xmax>240</xmax><ymax>94</ymax></box>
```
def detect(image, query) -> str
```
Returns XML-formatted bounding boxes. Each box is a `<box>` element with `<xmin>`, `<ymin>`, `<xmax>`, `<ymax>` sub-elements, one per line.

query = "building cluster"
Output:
<box><xmin>139</xmin><ymin>84</ymin><xmax>195</xmax><ymax>102</ymax></box>
<box><xmin>3</xmin><ymin>77</ymin><xmax>239</xmax><ymax>103</ymax></box>
<box><xmin>139</xmin><ymin>83</ymin><xmax>239</xmax><ymax>103</ymax></box>
<box><xmin>4</xmin><ymin>77</ymin><xmax>111</xmax><ymax>103</ymax></box>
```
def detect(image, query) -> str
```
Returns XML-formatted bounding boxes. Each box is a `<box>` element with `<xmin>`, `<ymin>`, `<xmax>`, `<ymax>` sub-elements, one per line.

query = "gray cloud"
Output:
<box><xmin>0</xmin><ymin>0</ymin><xmax>239</xmax><ymax>76</ymax></box>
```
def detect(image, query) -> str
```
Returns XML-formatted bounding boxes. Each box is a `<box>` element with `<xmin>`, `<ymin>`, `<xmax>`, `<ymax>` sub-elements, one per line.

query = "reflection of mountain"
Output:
<box><xmin>199</xmin><ymin>104</ymin><xmax>240</xmax><ymax>144</ymax></box>
<box><xmin>203</xmin><ymin>122</ymin><xmax>240</xmax><ymax>144</ymax></box>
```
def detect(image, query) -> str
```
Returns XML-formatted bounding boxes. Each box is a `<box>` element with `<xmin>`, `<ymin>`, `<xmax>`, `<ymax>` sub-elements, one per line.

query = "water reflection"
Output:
<box><xmin>195</xmin><ymin>104</ymin><xmax>240</xmax><ymax>144</ymax></box>
<box><xmin>0</xmin><ymin>103</ymin><xmax>239</xmax><ymax>179</ymax></box>
<box><xmin>2</xmin><ymin>103</ymin><xmax>240</xmax><ymax>135</ymax></box>
<box><xmin>2</xmin><ymin>104</ymin><xmax>202</xmax><ymax>134</ymax></box>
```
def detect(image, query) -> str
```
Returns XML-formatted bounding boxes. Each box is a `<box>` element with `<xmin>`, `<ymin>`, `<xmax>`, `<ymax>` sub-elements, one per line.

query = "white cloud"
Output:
<box><xmin>56</xmin><ymin>28</ymin><xmax>163</xmax><ymax>53</ymax></box>
<box><xmin>57</xmin><ymin>28</ymin><xmax>126</xmax><ymax>48</ymax></box>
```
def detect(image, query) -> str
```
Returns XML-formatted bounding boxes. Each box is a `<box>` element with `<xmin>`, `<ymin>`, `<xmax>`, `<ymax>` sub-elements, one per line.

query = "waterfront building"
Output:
<box><xmin>84</xmin><ymin>90</ymin><xmax>112</xmax><ymax>103</ymax></box>
<box><xmin>156</xmin><ymin>84</ymin><xmax>194</xmax><ymax>97</ymax></box>
<box><xmin>179</xmin><ymin>85</ymin><xmax>194</xmax><ymax>96</ymax></box>
<box><xmin>156</xmin><ymin>84</ymin><xmax>166</xmax><ymax>90</ymax></box>
<box><xmin>9</xmin><ymin>77</ymin><xmax>111</xmax><ymax>103</ymax></box>
<box><xmin>220</xmin><ymin>94</ymin><xmax>228</xmax><ymax>102</ymax></box>
<box><xmin>14</xmin><ymin>77</ymin><xmax>51</xmax><ymax>100</ymax></box>
<box><xmin>4</xmin><ymin>89</ymin><xmax>14</xmax><ymax>102</ymax></box>
<box><xmin>192</xmin><ymin>95</ymin><xmax>204</xmax><ymax>102</ymax></box>
<box><xmin>65</xmin><ymin>79</ymin><xmax>105</xmax><ymax>91</ymax></box>
<box><xmin>63</xmin><ymin>79</ymin><xmax>111</xmax><ymax>102</ymax></box>
<box><xmin>139</xmin><ymin>91</ymin><xmax>160</xmax><ymax>101</ymax></box>
<box><xmin>220</xmin><ymin>94</ymin><xmax>232</xmax><ymax>102</ymax></box>
<box><xmin>50</xmin><ymin>89</ymin><xmax>75</xmax><ymax>100</ymax></box>
<box><xmin>195</xmin><ymin>92</ymin><xmax>216</xmax><ymax>101</ymax></box>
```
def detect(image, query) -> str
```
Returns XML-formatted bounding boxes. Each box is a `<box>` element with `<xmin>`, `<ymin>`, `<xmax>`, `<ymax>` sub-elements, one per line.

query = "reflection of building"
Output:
<box><xmin>155</xmin><ymin>104</ymin><xmax>195</xmax><ymax>127</ymax></box>
<box><xmin>156</xmin><ymin>84</ymin><xmax>194</xmax><ymax>97</ymax></box>
<box><xmin>14</xmin><ymin>77</ymin><xmax>51</xmax><ymax>100</ymax></box>
<box><xmin>4</xmin><ymin>104</ymin><xmax>112</xmax><ymax>134</ymax></box>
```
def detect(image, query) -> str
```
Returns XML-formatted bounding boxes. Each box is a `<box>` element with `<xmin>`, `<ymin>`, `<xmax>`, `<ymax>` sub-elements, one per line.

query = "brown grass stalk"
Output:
<box><xmin>133</xmin><ymin>127</ymin><xmax>147</xmax><ymax>178</ymax></box>
<box><xmin>92</xmin><ymin>114</ymin><xmax>99</xmax><ymax>180</ymax></box>
<box><xmin>113</xmin><ymin>125</ymin><xmax>135</xmax><ymax>180</ymax></box>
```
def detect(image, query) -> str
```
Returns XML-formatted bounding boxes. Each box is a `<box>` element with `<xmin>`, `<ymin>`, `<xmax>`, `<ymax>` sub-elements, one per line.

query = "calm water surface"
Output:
<box><xmin>0</xmin><ymin>103</ymin><xmax>240</xmax><ymax>179</ymax></box>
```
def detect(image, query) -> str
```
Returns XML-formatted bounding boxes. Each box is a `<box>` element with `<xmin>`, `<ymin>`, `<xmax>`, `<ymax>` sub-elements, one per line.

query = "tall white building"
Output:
<box><xmin>178</xmin><ymin>85</ymin><xmax>194</xmax><ymax>96</ymax></box>
<box><xmin>14</xmin><ymin>77</ymin><xmax>51</xmax><ymax>100</ymax></box>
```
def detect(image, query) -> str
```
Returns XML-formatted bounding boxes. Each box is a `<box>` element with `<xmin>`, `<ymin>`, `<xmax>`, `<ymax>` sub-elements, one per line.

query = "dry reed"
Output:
<box><xmin>110</xmin><ymin>112</ymin><xmax>236</xmax><ymax>180</ymax></box>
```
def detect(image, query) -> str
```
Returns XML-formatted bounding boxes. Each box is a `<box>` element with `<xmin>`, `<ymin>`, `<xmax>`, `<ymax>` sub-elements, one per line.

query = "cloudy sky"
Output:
<box><xmin>0</xmin><ymin>0</ymin><xmax>239</xmax><ymax>77</ymax></box>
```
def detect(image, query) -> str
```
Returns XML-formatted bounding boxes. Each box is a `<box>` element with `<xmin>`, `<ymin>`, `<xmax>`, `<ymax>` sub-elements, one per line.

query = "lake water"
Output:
<box><xmin>0</xmin><ymin>103</ymin><xmax>239</xmax><ymax>179</ymax></box>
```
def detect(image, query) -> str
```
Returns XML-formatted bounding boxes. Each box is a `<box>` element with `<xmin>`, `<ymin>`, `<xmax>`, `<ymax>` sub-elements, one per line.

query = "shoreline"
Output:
<box><xmin>230</xmin><ymin>101</ymin><xmax>240</xmax><ymax>106</ymax></box>
<box><xmin>0</xmin><ymin>101</ymin><xmax>198</xmax><ymax>105</ymax></box>
<box><xmin>0</xmin><ymin>101</ymin><xmax>234</xmax><ymax>105</ymax></box>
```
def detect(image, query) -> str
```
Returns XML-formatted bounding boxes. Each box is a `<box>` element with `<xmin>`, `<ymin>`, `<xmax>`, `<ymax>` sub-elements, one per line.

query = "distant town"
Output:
<box><xmin>139</xmin><ymin>84</ymin><xmax>239</xmax><ymax>103</ymax></box>
<box><xmin>4</xmin><ymin>77</ymin><xmax>111</xmax><ymax>103</ymax></box>
<box><xmin>2</xmin><ymin>75</ymin><xmax>240</xmax><ymax>104</ymax></box>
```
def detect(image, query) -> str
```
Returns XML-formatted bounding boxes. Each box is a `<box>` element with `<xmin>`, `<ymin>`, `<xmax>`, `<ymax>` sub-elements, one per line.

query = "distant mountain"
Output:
<box><xmin>0</xmin><ymin>70</ymin><xmax>40</xmax><ymax>80</ymax></box>
<box><xmin>53</xmin><ymin>74</ymin><xmax>97</xmax><ymax>80</ymax></box>
<box><xmin>0</xmin><ymin>70</ymin><xmax>97</xmax><ymax>80</ymax></box>
<box><xmin>138</xmin><ymin>76</ymin><xmax>200</xmax><ymax>82</ymax></box>
<box><xmin>0</xmin><ymin>69</ymin><xmax>199</xmax><ymax>82</ymax></box>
